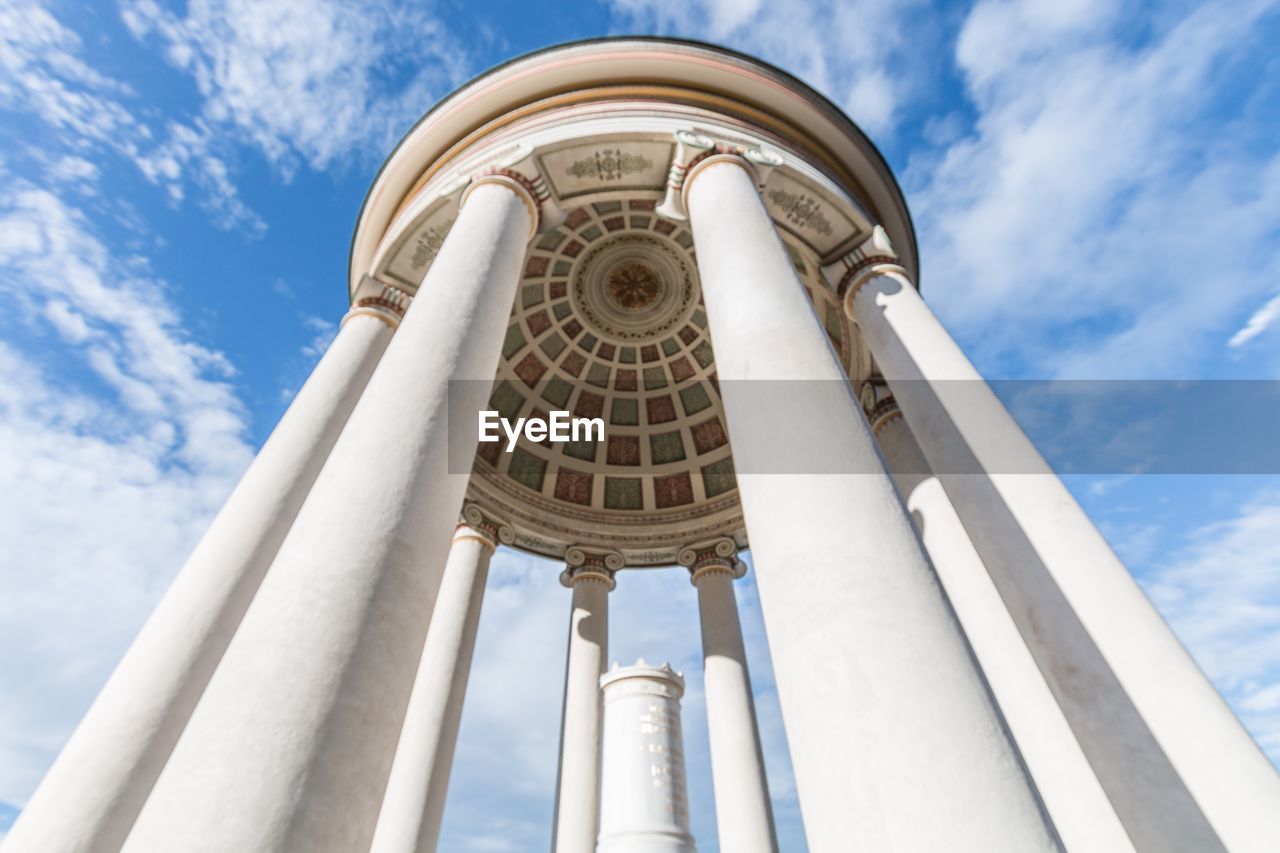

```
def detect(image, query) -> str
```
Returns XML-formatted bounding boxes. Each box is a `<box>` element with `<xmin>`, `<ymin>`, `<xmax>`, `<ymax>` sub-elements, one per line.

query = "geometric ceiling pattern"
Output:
<box><xmin>469</xmin><ymin>193</ymin><xmax>856</xmax><ymax>557</ymax></box>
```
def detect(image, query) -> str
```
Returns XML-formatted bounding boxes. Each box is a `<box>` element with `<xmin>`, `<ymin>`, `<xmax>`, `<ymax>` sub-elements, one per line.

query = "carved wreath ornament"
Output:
<box><xmin>409</xmin><ymin>220</ymin><xmax>454</xmax><ymax>269</ymax></box>
<box><xmin>567</xmin><ymin>149</ymin><xmax>655</xmax><ymax>182</ymax></box>
<box><xmin>767</xmin><ymin>189</ymin><xmax>834</xmax><ymax>237</ymax></box>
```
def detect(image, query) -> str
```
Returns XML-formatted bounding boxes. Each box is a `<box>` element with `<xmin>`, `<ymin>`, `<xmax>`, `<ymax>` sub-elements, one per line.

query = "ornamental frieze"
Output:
<box><xmin>766</xmin><ymin>189</ymin><xmax>834</xmax><ymax>237</ymax></box>
<box><xmin>409</xmin><ymin>219</ymin><xmax>454</xmax><ymax>270</ymax></box>
<box><xmin>567</xmin><ymin>149</ymin><xmax>655</xmax><ymax>182</ymax></box>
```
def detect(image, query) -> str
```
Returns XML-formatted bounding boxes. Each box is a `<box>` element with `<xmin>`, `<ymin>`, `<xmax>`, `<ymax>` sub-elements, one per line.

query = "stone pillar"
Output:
<box><xmin>597</xmin><ymin>662</ymin><xmax>697</xmax><ymax>853</ymax></box>
<box><xmin>3</xmin><ymin>295</ymin><xmax>402</xmax><ymax>853</ymax></box>
<box><xmin>841</xmin><ymin>230</ymin><xmax>1280</xmax><ymax>851</ymax></box>
<box><xmin>868</xmin><ymin>391</ymin><xmax>1133</xmax><ymax>852</ymax></box>
<box><xmin>369</xmin><ymin>505</ymin><xmax>513</xmax><ymax>853</ymax></box>
<box><xmin>682</xmin><ymin>150</ymin><xmax>1056</xmax><ymax>851</ymax></box>
<box><xmin>680</xmin><ymin>539</ymin><xmax>776</xmax><ymax>853</ymax></box>
<box><xmin>551</xmin><ymin>548</ymin><xmax>619</xmax><ymax>853</ymax></box>
<box><xmin>120</xmin><ymin>173</ymin><xmax>539</xmax><ymax>853</ymax></box>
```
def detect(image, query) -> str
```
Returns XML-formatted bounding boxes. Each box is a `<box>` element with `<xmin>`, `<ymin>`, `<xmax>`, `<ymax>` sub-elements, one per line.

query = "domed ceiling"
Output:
<box><xmin>351</xmin><ymin>40</ymin><xmax>922</xmax><ymax>567</ymax></box>
<box><xmin>463</xmin><ymin>193</ymin><xmax>860</xmax><ymax>565</ymax></box>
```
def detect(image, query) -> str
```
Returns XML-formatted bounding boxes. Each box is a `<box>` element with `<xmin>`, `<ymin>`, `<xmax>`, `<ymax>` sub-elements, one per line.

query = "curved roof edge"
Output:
<box><xmin>349</xmin><ymin>35</ymin><xmax>919</xmax><ymax>294</ymax></box>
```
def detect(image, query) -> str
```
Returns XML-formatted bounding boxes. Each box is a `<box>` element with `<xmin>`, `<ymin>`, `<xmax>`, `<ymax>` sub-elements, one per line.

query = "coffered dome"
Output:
<box><xmin>350</xmin><ymin>38</ymin><xmax>915</xmax><ymax>565</ymax></box>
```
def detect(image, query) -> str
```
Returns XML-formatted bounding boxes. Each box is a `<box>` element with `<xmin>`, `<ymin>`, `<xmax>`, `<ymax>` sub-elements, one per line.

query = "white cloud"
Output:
<box><xmin>120</xmin><ymin>0</ymin><xmax>470</xmax><ymax>172</ymax></box>
<box><xmin>0</xmin><ymin>184</ymin><xmax>253</xmax><ymax>806</ymax></box>
<box><xmin>1141</xmin><ymin>490</ymin><xmax>1280</xmax><ymax>758</ymax></box>
<box><xmin>1229</xmin><ymin>292</ymin><xmax>1280</xmax><ymax>349</ymax></box>
<box><xmin>0</xmin><ymin>0</ymin><xmax>265</xmax><ymax>233</ymax></box>
<box><xmin>46</xmin><ymin>155</ymin><xmax>100</xmax><ymax>192</ymax></box>
<box><xmin>605</xmin><ymin>0</ymin><xmax>1280</xmax><ymax>379</ymax></box>
<box><xmin>0</xmin><ymin>0</ymin><xmax>137</xmax><ymax>145</ymax></box>
<box><xmin>299</xmin><ymin>314</ymin><xmax>337</xmax><ymax>360</ymax></box>
<box><xmin>606</xmin><ymin>0</ymin><xmax>932</xmax><ymax>136</ymax></box>
<box><xmin>134</xmin><ymin>120</ymin><xmax>267</xmax><ymax>234</ymax></box>
<box><xmin>910</xmin><ymin>0</ymin><xmax>1280</xmax><ymax>377</ymax></box>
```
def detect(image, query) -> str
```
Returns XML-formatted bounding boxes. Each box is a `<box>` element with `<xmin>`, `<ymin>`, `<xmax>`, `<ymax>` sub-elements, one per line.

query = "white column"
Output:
<box><xmin>870</xmin><ymin>393</ymin><xmax>1133</xmax><ymax>852</ymax></box>
<box><xmin>597</xmin><ymin>662</ymin><xmax>697</xmax><ymax>853</ymax></box>
<box><xmin>3</xmin><ymin>298</ymin><xmax>400</xmax><ymax>853</ymax></box>
<box><xmin>842</xmin><ymin>233</ymin><xmax>1280</xmax><ymax>852</ymax></box>
<box><xmin>369</xmin><ymin>505</ymin><xmax>512</xmax><ymax>853</ymax></box>
<box><xmin>120</xmin><ymin>174</ymin><xmax>538</xmax><ymax>853</ymax></box>
<box><xmin>682</xmin><ymin>152</ymin><xmax>1056</xmax><ymax>851</ymax></box>
<box><xmin>680</xmin><ymin>539</ymin><xmax>776</xmax><ymax>853</ymax></box>
<box><xmin>551</xmin><ymin>549</ymin><xmax>619</xmax><ymax>853</ymax></box>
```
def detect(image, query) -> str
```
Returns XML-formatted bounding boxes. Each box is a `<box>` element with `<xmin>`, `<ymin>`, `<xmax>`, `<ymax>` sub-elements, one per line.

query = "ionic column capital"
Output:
<box><xmin>656</xmin><ymin>129</ymin><xmax>782</xmax><ymax>221</ymax></box>
<box><xmin>462</xmin><ymin>162</ymin><xmax>562</xmax><ymax>239</ymax></box>
<box><xmin>560</xmin><ymin>546</ymin><xmax>623</xmax><ymax>590</ymax></box>
<box><xmin>679</xmin><ymin>537</ymin><xmax>746</xmax><ymax>585</ymax></box>
<box><xmin>344</xmin><ymin>280</ymin><xmax>412</xmax><ymax>330</ymax></box>
<box><xmin>859</xmin><ymin>382</ymin><xmax>904</xmax><ymax>436</ymax></box>
<box><xmin>455</xmin><ymin>503</ymin><xmax>514</xmax><ymax>553</ymax></box>
<box><xmin>823</xmin><ymin>225</ymin><xmax>910</xmax><ymax>319</ymax></box>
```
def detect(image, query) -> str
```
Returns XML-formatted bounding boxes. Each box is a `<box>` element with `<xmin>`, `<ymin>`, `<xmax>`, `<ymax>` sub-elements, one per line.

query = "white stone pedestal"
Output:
<box><xmin>597</xmin><ymin>662</ymin><xmax>696</xmax><ymax>853</ymax></box>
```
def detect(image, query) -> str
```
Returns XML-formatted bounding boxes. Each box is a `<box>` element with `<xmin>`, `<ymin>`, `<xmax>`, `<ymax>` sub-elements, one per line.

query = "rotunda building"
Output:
<box><xmin>7</xmin><ymin>37</ymin><xmax>1280</xmax><ymax>853</ymax></box>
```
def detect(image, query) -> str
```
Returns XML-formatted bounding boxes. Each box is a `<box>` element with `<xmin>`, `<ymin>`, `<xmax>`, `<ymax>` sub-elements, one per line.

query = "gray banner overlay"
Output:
<box><xmin>447</xmin><ymin>380</ymin><xmax>1280</xmax><ymax>475</ymax></box>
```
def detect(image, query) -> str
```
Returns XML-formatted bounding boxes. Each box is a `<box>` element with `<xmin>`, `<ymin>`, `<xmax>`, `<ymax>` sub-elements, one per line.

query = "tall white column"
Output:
<box><xmin>597</xmin><ymin>662</ymin><xmax>697</xmax><ymax>853</ymax></box>
<box><xmin>3</xmin><ymin>298</ymin><xmax>401</xmax><ymax>853</ymax></box>
<box><xmin>679</xmin><ymin>539</ymin><xmax>776</xmax><ymax>853</ymax></box>
<box><xmin>552</xmin><ymin>549</ymin><xmax>619</xmax><ymax>853</ymax></box>
<box><xmin>369</xmin><ymin>505</ymin><xmax>512</xmax><ymax>853</ymax></box>
<box><xmin>842</xmin><ymin>231</ymin><xmax>1280</xmax><ymax>852</ymax></box>
<box><xmin>682</xmin><ymin>152</ymin><xmax>1056</xmax><ymax>852</ymax></box>
<box><xmin>119</xmin><ymin>174</ymin><xmax>538</xmax><ymax>853</ymax></box>
<box><xmin>869</xmin><ymin>392</ymin><xmax>1133</xmax><ymax>852</ymax></box>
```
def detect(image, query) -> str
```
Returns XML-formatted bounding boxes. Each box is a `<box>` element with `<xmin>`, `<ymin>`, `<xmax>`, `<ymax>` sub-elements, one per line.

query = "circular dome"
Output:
<box><xmin>350</xmin><ymin>38</ymin><xmax>902</xmax><ymax>565</ymax></box>
<box><xmin>573</xmin><ymin>233</ymin><xmax>696</xmax><ymax>341</ymax></box>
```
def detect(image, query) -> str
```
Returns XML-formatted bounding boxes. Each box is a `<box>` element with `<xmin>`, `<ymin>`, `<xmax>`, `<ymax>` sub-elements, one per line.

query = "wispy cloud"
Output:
<box><xmin>0</xmin><ymin>0</ymin><xmax>265</xmax><ymax>233</ymax></box>
<box><xmin>0</xmin><ymin>0</ymin><xmax>137</xmax><ymax>144</ymax></box>
<box><xmin>911</xmin><ymin>0</ymin><xmax>1280</xmax><ymax>377</ymax></box>
<box><xmin>1229</xmin><ymin>292</ymin><xmax>1280</xmax><ymax>349</ymax></box>
<box><xmin>606</xmin><ymin>0</ymin><xmax>936</xmax><ymax>136</ymax></box>
<box><xmin>0</xmin><ymin>183</ymin><xmax>253</xmax><ymax>806</ymax></box>
<box><xmin>1140</xmin><ymin>488</ymin><xmax>1280</xmax><ymax>757</ymax></box>
<box><xmin>45</xmin><ymin>154</ymin><xmax>100</xmax><ymax>193</ymax></box>
<box><xmin>133</xmin><ymin>119</ymin><xmax>267</xmax><ymax>234</ymax></box>
<box><xmin>120</xmin><ymin>0</ymin><xmax>471</xmax><ymax>173</ymax></box>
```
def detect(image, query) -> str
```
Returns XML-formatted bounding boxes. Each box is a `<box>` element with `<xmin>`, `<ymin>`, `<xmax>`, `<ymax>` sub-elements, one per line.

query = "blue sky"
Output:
<box><xmin>1</xmin><ymin>0</ymin><xmax>1279</xmax><ymax>849</ymax></box>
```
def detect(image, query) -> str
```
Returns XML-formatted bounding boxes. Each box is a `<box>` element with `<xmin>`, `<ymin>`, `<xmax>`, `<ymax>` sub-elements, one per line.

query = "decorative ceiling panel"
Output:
<box><xmin>538</xmin><ymin>140</ymin><xmax>674</xmax><ymax>199</ymax></box>
<box><xmin>381</xmin><ymin>198</ymin><xmax>459</xmax><ymax>292</ymax></box>
<box><xmin>763</xmin><ymin>171</ymin><xmax>867</xmax><ymax>259</ymax></box>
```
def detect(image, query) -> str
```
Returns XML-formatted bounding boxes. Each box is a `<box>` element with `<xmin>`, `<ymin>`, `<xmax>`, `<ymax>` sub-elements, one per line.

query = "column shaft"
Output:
<box><xmin>552</xmin><ymin>565</ymin><xmax>613</xmax><ymax>853</ymax></box>
<box><xmin>687</xmin><ymin>552</ymin><xmax>776</xmax><ymax>853</ymax></box>
<box><xmin>3</xmin><ymin>309</ymin><xmax>396</xmax><ymax>853</ymax></box>
<box><xmin>684</xmin><ymin>157</ymin><xmax>1056</xmax><ymax>851</ymax></box>
<box><xmin>849</xmin><ymin>261</ymin><xmax>1280</xmax><ymax>851</ymax></box>
<box><xmin>876</xmin><ymin>408</ymin><xmax>1133</xmax><ymax>852</ymax></box>
<box><xmin>369</xmin><ymin>517</ymin><xmax>502</xmax><ymax>853</ymax></box>
<box><xmin>120</xmin><ymin>180</ymin><xmax>534</xmax><ymax>853</ymax></box>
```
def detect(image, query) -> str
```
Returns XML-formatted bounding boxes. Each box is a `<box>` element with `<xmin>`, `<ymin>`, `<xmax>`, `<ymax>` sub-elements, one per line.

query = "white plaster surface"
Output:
<box><xmin>552</xmin><ymin>572</ymin><xmax>610</xmax><ymax>853</ymax></box>
<box><xmin>369</xmin><ymin>526</ymin><xmax>496</xmax><ymax>853</ymax></box>
<box><xmin>598</xmin><ymin>662</ymin><xmax>696</xmax><ymax>853</ymax></box>
<box><xmin>877</xmin><ymin>413</ymin><xmax>1133</xmax><ymax>852</ymax></box>
<box><xmin>691</xmin><ymin>567</ymin><xmax>777</xmax><ymax>853</ymax></box>
<box><xmin>1</xmin><ymin>311</ymin><xmax>394</xmax><ymax>853</ymax></box>
<box><xmin>852</xmin><ymin>266</ymin><xmax>1280</xmax><ymax>851</ymax></box>
<box><xmin>119</xmin><ymin>181</ymin><xmax>532</xmax><ymax>852</ymax></box>
<box><xmin>687</xmin><ymin>158</ymin><xmax>1056</xmax><ymax>852</ymax></box>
